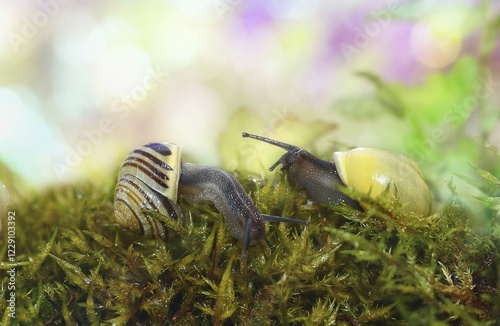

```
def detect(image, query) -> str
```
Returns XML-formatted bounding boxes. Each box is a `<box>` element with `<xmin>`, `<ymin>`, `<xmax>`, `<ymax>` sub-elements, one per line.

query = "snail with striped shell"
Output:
<box><xmin>242</xmin><ymin>132</ymin><xmax>432</xmax><ymax>216</ymax></box>
<box><xmin>114</xmin><ymin>142</ymin><xmax>309</xmax><ymax>258</ymax></box>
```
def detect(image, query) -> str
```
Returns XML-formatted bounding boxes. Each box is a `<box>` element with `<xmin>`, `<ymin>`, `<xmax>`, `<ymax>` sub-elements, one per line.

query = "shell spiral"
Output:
<box><xmin>114</xmin><ymin>142</ymin><xmax>182</xmax><ymax>238</ymax></box>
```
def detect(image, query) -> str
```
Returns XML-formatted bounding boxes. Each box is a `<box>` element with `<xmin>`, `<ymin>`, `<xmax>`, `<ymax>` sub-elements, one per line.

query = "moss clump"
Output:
<box><xmin>0</xmin><ymin>163</ymin><xmax>498</xmax><ymax>325</ymax></box>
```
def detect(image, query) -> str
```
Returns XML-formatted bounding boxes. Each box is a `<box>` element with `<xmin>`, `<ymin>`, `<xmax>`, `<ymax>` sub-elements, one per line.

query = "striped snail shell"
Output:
<box><xmin>114</xmin><ymin>141</ymin><xmax>309</xmax><ymax>258</ymax></box>
<box><xmin>114</xmin><ymin>142</ymin><xmax>181</xmax><ymax>238</ymax></box>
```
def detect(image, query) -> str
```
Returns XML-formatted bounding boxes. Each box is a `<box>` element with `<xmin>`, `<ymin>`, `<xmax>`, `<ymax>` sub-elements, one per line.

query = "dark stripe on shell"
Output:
<box><xmin>120</xmin><ymin>176</ymin><xmax>164</xmax><ymax>238</ymax></box>
<box><xmin>145</xmin><ymin>142</ymin><xmax>172</xmax><ymax>156</ymax></box>
<box><xmin>133</xmin><ymin>149</ymin><xmax>174</xmax><ymax>172</ymax></box>
<box><xmin>122</xmin><ymin>156</ymin><xmax>169</xmax><ymax>189</ymax></box>
<box><xmin>157</xmin><ymin>189</ymin><xmax>178</xmax><ymax>220</ymax></box>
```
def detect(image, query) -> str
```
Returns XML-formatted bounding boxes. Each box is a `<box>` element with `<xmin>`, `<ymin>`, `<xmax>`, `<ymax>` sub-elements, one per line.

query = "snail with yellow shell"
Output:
<box><xmin>242</xmin><ymin>132</ymin><xmax>432</xmax><ymax>217</ymax></box>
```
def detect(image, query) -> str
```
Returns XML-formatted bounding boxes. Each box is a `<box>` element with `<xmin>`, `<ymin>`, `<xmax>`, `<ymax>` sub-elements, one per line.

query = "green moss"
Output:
<box><xmin>0</xmin><ymin>161</ymin><xmax>498</xmax><ymax>325</ymax></box>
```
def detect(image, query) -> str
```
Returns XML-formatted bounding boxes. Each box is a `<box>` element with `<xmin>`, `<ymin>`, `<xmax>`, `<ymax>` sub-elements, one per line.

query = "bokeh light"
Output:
<box><xmin>410</xmin><ymin>10</ymin><xmax>465</xmax><ymax>68</ymax></box>
<box><xmin>0</xmin><ymin>0</ymin><xmax>498</xmax><ymax>196</ymax></box>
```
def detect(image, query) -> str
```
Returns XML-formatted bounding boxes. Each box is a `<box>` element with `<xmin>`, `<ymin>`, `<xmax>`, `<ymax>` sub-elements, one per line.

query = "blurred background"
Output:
<box><xmin>1</xmin><ymin>0</ymin><xmax>499</xmax><ymax>214</ymax></box>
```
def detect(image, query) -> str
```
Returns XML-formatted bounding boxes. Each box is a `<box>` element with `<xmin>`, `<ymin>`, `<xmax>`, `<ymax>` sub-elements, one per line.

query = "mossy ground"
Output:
<box><xmin>0</xmin><ymin>163</ymin><xmax>499</xmax><ymax>325</ymax></box>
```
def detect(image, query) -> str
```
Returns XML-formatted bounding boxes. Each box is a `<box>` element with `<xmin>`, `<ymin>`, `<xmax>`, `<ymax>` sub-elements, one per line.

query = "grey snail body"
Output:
<box><xmin>242</xmin><ymin>132</ymin><xmax>432</xmax><ymax>217</ymax></box>
<box><xmin>114</xmin><ymin>142</ymin><xmax>309</xmax><ymax>258</ymax></box>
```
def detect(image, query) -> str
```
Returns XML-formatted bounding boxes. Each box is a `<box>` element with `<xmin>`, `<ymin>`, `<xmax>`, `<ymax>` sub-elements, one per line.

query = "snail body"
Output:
<box><xmin>242</xmin><ymin>132</ymin><xmax>431</xmax><ymax>217</ymax></box>
<box><xmin>114</xmin><ymin>142</ymin><xmax>309</xmax><ymax>258</ymax></box>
